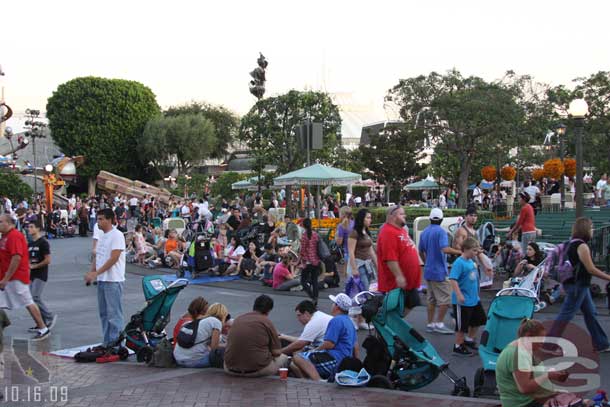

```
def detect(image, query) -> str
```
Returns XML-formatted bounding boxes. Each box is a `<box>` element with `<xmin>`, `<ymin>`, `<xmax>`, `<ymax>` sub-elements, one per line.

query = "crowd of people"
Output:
<box><xmin>2</xmin><ymin>182</ymin><xmax>610</xmax><ymax>405</ymax></box>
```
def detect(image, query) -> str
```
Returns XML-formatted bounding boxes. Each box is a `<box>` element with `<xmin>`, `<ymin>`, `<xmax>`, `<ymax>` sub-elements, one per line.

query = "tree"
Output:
<box><xmin>239</xmin><ymin>90</ymin><xmax>342</xmax><ymax>174</ymax></box>
<box><xmin>139</xmin><ymin>113</ymin><xmax>217</xmax><ymax>176</ymax></box>
<box><xmin>46</xmin><ymin>77</ymin><xmax>160</xmax><ymax>192</ymax></box>
<box><xmin>0</xmin><ymin>173</ymin><xmax>33</xmax><ymax>201</ymax></box>
<box><xmin>359</xmin><ymin>123</ymin><xmax>425</xmax><ymax>200</ymax></box>
<box><xmin>386</xmin><ymin>70</ymin><xmax>526</xmax><ymax>207</ymax></box>
<box><xmin>165</xmin><ymin>102</ymin><xmax>239</xmax><ymax>159</ymax></box>
<box><xmin>210</xmin><ymin>171</ymin><xmax>246</xmax><ymax>199</ymax></box>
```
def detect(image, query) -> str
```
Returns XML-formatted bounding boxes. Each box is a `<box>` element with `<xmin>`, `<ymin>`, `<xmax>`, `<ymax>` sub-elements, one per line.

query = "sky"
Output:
<box><xmin>2</xmin><ymin>0</ymin><xmax>609</xmax><ymax>132</ymax></box>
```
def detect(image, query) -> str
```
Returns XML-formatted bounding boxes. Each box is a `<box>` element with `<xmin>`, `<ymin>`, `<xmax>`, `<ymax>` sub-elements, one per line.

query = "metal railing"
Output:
<box><xmin>591</xmin><ymin>224</ymin><xmax>610</xmax><ymax>268</ymax></box>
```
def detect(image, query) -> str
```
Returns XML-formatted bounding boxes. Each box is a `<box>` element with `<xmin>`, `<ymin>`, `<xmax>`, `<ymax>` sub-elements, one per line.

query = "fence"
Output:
<box><xmin>591</xmin><ymin>224</ymin><xmax>610</xmax><ymax>268</ymax></box>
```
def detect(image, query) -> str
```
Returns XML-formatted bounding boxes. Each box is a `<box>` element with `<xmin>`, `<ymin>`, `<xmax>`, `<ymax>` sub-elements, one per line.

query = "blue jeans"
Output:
<box><xmin>89</xmin><ymin>219</ymin><xmax>96</xmax><ymax>233</ymax></box>
<box><xmin>97</xmin><ymin>281</ymin><xmax>124</xmax><ymax>347</ymax></box>
<box><xmin>177</xmin><ymin>353</ymin><xmax>210</xmax><ymax>368</ymax></box>
<box><xmin>548</xmin><ymin>283</ymin><xmax>609</xmax><ymax>351</ymax></box>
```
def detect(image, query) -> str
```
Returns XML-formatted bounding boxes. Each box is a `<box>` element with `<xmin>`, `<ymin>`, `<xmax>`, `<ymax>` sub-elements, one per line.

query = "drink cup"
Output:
<box><xmin>279</xmin><ymin>367</ymin><xmax>288</xmax><ymax>380</ymax></box>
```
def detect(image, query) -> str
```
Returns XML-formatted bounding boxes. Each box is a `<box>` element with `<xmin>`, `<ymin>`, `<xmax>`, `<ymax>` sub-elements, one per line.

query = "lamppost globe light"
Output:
<box><xmin>568</xmin><ymin>99</ymin><xmax>589</xmax><ymax>118</ymax></box>
<box><xmin>44</xmin><ymin>164</ymin><xmax>53</xmax><ymax>172</ymax></box>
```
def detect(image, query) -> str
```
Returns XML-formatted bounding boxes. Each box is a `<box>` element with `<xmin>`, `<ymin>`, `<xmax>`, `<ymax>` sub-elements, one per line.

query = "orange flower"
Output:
<box><xmin>563</xmin><ymin>158</ymin><xmax>576</xmax><ymax>178</ymax></box>
<box><xmin>543</xmin><ymin>158</ymin><xmax>564</xmax><ymax>180</ymax></box>
<box><xmin>481</xmin><ymin>166</ymin><xmax>497</xmax><ymax>182</ymax></box>
<box><xmin>501</xmin><ymin>166</ymin><xmax>516</xmax><ymax>181</ymax></box>
<box><xmin>532</xmin><ymin>168</ymin><xmax>545</xmax><ymax>181</ymax></box>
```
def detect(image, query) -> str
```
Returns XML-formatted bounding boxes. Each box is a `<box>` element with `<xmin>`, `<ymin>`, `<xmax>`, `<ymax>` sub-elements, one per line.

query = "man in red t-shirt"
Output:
<box><xmin>507</xmin><ymin>192</ymin><xmax>537</xmax><ymax>255</ymax></box>
<box><xmin>376</xmin><ymin>205</ymin><xmax>422</xmax><ymax>315</ymax></box>
<box><xmin>0</xmin><ymin>214</ymin><xmax>49</xmax><ymax>340</ymax></box>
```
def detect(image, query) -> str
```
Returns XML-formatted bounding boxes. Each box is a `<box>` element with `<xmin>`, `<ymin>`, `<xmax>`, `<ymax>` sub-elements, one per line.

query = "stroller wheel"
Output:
<box><xmin>473</xmin><ymin>367</ymin><xmax>484</xmax><ymax>396</ymax></box>
<box><xmin>137</xmin><ymin>346</ymin><xmax>154</xmax><ymax>363</ymax></box>
<box><xmin>367</xmin><ymin>374</ymin><xmax>394</xmax><ymax>389</ymax></box>
<box><xmin>117</xmin><ymin>346</ymin><xmax>129</xmax><ymax>361</ymax></box>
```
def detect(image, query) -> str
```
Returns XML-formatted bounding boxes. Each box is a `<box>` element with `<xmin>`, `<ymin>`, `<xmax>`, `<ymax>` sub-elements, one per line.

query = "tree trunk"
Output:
<box><xmin>87</xmin><ymin>177</ymin><xmax>97</xmax><ymax>197</ymax></box>
<box><xmin>457</xmin><ymin>157</ymin><xmax>472</xmax><ymax>209</ymax></box>
<box><xmin>386</xmin><ymin>184</ymin><xmax>391</xmax><ymax>204</ymax></box>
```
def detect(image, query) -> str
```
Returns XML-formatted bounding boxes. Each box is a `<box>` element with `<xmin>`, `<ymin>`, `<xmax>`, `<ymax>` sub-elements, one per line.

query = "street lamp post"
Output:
<box><xmin>568</xmin><ymin>99</ymin><xmax>589</xmax><ymax>218</ymax></box>
<box><xmin>556</xmin><ymin>124</ymin><xmax>567</xmax><ymax>211</ymax></box>
<box><xmin>24</xmin><ymin>109</ymin><xmax>47</xmax><ymax>194</ymax></box>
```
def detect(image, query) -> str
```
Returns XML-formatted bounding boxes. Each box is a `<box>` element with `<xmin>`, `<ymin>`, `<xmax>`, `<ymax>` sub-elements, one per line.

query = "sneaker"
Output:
<box><xmin>464</xmin><ymin>340</ymin><xmax>479</xmax><ymax>350</ymax></box>
<box><xmin>359</xmin><ymin>321</ymin><xmax>371</xmax><ymax>330</ymax></box>
<box><xmin>426</xmin><ymin>323</ymin><xmax>436</xmax><ymax>333</ymax></box>
<box><xmin>289</xmin><ymin>285</ymin><xmax>303</xmax><ymax>292</ymax></box>
<box><xmin>453</xmin><ymin>344</ymin><xmax>473</xmax><ymax>356</ymax></box>
<box><xmin>433</xmin><ymin>323</ymin><xmax>454</xmax><ymax>335</ymax></box>
<box><xmin>27</xmin><ymin>326</ymin><xmax>38</xmax><ymax>333</ymax></box>
<box><xmin>46</xmin><ymin>315</ymin><xmax>58</xmax><ymax>330</ymax></box>
<box><xmin>31</xmin><ymin>328</ymin><xmax>50</xmax><ymax>341</ymax></box>
<box><xmin>597</xmin><ymin>347</ymin><xmax>610</xmax><ymax>353</ymax></box>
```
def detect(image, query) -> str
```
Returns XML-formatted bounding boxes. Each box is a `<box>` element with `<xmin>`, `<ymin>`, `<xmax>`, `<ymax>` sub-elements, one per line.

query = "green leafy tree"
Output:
<box><xmin>239</xmin><ymin>90</ymin><xmax>342</xmax><ymax>174</ymax></box>
<box><xmin>139</xmin><ymin>113</ymin><xmax>217</xmax><ymax>175</ymax></box>
<box><xmin>46</xmin><ymin>77</ymin><xmax>160</xmax><ymax>191</ymax></box>
<box><xmin>210</xmin><ymin>171</ymin><xmax>246</xmax><ymax>199</ymax></box>
<box><xmin>386</xmin><ymin>70</ymin><xmax>526</xmax><ymax>207</ymax></box>
<box><xmin>359</xmin><ymin>123</ymin><xmax>425</xmax><ymax>200</ymax></box>
<box><xmin>165</xmin><ymin>102</ymin><xmax>239</xmax><ymax>159</ymax></box>
<box><xmin>0</xmin><ymin>173</ymin><xmax>33</xmax><ymax>201</ymax></box>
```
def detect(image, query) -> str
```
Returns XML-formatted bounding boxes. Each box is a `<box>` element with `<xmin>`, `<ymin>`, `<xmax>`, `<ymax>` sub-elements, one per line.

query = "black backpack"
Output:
<box><xmin>176</xmin><ymin>318</ymin><xmax>204</xmax><ymax>349</ymax></box>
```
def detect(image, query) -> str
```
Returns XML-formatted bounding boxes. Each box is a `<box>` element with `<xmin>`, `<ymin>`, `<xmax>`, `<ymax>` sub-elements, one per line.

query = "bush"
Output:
<box><xmin>350</xmin><ymin>206</ymin><xmax>493</xmax><ymax>227</ymax></box>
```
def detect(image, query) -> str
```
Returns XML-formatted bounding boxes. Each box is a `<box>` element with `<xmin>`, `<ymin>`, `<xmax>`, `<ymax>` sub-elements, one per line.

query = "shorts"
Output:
<box><xmin>300</xmin><ymin>350</ymin><xmax>337</xmax><ymax>380</ymax></box>
<box><xmin>426</xmin><ymin>280</ymin><xmax>452</xmax><ymax>306</ymax></box>
<box><xmin>453</xmin><ymin>302</ymin><xmax>487</xmax><ymax>333</ymax></box>
<box><xmin>0</xmin><ymin>280</ymin><xmax>35</xmax><ymax>310</ymax></box>
<box><xmin>402</xmin><ymin>288</ymin><xmax>421</xmax><ymax>310</ymax></box>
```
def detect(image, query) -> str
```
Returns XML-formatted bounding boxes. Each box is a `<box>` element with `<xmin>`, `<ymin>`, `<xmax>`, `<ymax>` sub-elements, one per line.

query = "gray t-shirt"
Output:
<box><xmin>173</xmin><ymin>316</ymin><xmax>222</xmax><ymax>363</ymax></box>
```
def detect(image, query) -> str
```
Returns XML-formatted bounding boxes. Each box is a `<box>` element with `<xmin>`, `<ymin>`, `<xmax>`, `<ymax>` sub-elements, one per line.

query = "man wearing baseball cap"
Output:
<box><xmin>419</xmin><ymin>208</ymin><xmax>462</xmax><ymax>335</ymax></box>
<box><xmin>292</xmin><ymin>293</ymin><xmax>358</xmax><ymax>380</ymax></box>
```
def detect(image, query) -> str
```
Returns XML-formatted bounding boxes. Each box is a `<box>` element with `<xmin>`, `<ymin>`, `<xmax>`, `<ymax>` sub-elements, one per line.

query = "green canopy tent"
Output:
<box><xmin>273</xmin><ymin>163</ymin><xmax>362</xmax><ymax>217</ymax></box>
<box><xmin>403</xmin><ymin>179</ymin><xmax>440</xmax><ymax>190</ymax></box>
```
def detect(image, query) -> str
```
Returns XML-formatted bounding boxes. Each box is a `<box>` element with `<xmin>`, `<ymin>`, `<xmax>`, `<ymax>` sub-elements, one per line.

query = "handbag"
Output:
<box><xmin>317</xmin><ymin>236</ymin><xmax>331</xmax><ymax>260</ymax></box>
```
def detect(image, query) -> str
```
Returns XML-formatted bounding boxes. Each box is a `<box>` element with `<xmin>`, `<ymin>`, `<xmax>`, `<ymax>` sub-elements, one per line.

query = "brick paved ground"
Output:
<box><xmin>1</xmin><ymin>351</ymin><xmax>500</xmax><ymax>407</ymax></box>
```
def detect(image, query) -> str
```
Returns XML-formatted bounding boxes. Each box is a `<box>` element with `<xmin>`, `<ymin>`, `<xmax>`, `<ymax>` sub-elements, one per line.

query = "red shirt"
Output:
<box><xmin>376</xmin><ymin>223</ymin><xmax>421</xmax><ymax>292</ymax></box>
<box><xmin>0</xmin><ymin>228</ymin><xmax>31</xmax><ymax>284</ymax></box>
<box><xmin>516</xmin><ymin>204</ymin><xmax>536</xmax><ymax>233</ymax></box>
<box><xmin>299</xmin><ymin>231</ymin><xmax>320</xmax><ymax>267</ymax></box>
<box><xmin>272</xmin><ymin>263</ymin><xmax>291</xmax><ymax>289</ymax></box>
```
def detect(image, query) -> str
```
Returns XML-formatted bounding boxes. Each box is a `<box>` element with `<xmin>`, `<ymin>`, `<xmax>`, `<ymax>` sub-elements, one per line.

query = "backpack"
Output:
<box><xmin>148</xmin><ymin>338</ymin><xmax>176</xmax><ymax>368</ymax></box>
<box><xmin>176</xmin><ymin>318</ymin><xmax>204</xmax><ymax>349</ymax></box>
<box><xmin>317</xmin><ymin>237</ymin><xmax>331</xmax><ymax>261</ymax></box>
<box><xmin>545</xmin><ymin>239</ymin><xmax>584</xmax><ymax>284</ymax></box>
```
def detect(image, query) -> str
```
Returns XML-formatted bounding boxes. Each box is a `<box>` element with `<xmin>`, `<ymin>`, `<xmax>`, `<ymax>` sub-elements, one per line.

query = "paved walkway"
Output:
<box><xmin>2</xmin><ymin>351</ymin><xmax>500</xmax><ymax>407</ymax></box>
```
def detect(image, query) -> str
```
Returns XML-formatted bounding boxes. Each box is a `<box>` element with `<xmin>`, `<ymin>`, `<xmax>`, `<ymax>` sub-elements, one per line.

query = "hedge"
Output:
<box><xmin>350</xmin><ymin>206</ymin><xmax>494</xmax><ymax>227</ymax></box>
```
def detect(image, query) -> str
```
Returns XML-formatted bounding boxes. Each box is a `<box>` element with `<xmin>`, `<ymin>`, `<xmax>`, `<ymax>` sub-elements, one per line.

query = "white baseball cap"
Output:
<box><xmin>429</xmin><ymin>208</ymin><xmax>444</xmax><ymax>220</ymax></box>
<box><xmin>329</xmin><ymin>293</ymin><xmax>353</xmax><ymax>312</ymax></box>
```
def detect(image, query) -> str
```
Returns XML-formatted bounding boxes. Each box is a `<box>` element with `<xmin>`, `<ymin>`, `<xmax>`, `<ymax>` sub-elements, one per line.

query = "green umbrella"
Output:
<box><xmin>231</xmin><ymin>176</ymin><xmax>262</xmax><ymax>190</ymax></box>
<box><xmin>273</xmin><ymin>163</ymin><xmax>361</xmax><ymax>186</ymax></box>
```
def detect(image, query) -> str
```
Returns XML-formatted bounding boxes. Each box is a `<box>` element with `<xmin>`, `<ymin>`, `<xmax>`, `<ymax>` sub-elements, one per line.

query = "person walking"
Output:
<box><xmin>376</xmin><ymin>205</ymin><xmax>422</xmax><ymax>315</ymax></box>
<box><xmin>27</xmin><ymin>220</ymin><xmax>57</xmax><ymax>331</ymax></box>
<box><xmin>418</xmin><ymin>208</ymin><xmax>461</xmax><ymax>334</ymax></box>
<box><xmin>299</xmin><ymin>218</ymin><xmax>321</xmax><ymax>303</ymax></box>
<box><xmin>507</xmin><ymin>192</ymin><xmax>537</xmax><ymax>255</ymax></box>
<box><xmin>0</xmin><ymin>214</ymin><xmax>50</xmax><ymax>340</ymax></box>
<box><xmin>547</xmin><ymin>217</ymin><xmax>610</xmax><ymax>353</ymax></box>
<box><xmin>347</xmin><ymin>209</ymin><xmax>377</xmax><ymax>291</ymax></box>
<box><xmin>84</xmin><ymin>208</ymin><xmax>126</xmax><ymax>348</ymax></box>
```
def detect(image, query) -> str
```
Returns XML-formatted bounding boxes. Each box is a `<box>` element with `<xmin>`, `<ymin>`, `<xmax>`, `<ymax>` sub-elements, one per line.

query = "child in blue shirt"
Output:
<box><xmin>449</xmin><ymin>237</ymin><xmax>487</xmax><ymax>356</ymax></box>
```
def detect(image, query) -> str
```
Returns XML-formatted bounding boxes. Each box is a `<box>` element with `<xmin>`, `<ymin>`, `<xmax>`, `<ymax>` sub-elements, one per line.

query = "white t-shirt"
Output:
<box><xmin>225</xmin><ymin>245</ymin><xmax>245</xmax><ymax>264</ymax></box>
<box><xmin>596</xmin><ymin>179</ymin><xmax>607</xmax><ymax>198</ymax></box>
<box><xmin>298</xmin><ymin>311</ymin><xmax>333</xmax><ymax>347</ymax></box>
<box><xmin>93</xmin><ymin>223</ymin><xmax>102</xmax><ymax>241</ymax></box>
<box><xmin>181</xmin><ymin>205</ymin><xmax>191</xmax><ymax>216</ymax></box>
<box><xmin>95</xmin><ymin>228</ymin><xmax>126</xmax><ymax>282</ymax></box>
<box><xmin>524</xmin><ymin>186</ymin><xmax>540</xmax><ymax>203</ymax></box>
<box><xmin>473</xmin><ymin>187</ymin><xmax>482</xmax><ymax>204</ymax></box>
<box><xmin>173</xmin><ymin>316</ymin><xmax>222</xmax><ymax>363</ymax></box>
<box><xmin>129</xmin><ymin>197</ymin><xmax>138</xmax><ymax>207</ymax></box>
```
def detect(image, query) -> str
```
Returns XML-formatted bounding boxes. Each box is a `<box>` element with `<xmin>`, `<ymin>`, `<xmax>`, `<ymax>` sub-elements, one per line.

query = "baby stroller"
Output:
<box><xmin>356</xmin><ymin>289</ymin><xmax>470</xmax><ymax>396</ymax></box>
<box><xmin>504</xmin><ymin>258</ymin><xmax>548</xmax><ymax>312</ymax></box>
<box><xmin>182</xmin><ymin>219</ymin><xmax>214</xmax><ymax>243</ymax></box>
<box><xmin>114</xmin><ymin>276</ymin><xmax>189</xmax><ymax>363</ymax></box>
<box><xmin>178</xmin><ymin>236</ymin><xmax>215</xmax><ymax>278</ymax></box>
<box><xmin>474</xmin><ymin>287</ymin><xmax>536</xmax><ymax>397</ymax></box>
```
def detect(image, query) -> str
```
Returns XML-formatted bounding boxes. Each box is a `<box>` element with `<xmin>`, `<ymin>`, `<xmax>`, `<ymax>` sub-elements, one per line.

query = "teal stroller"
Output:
<box><xmin>473</xmin><ymin>287</ymin><xmax>535</xmax><ymax>397</ymax></box>
<box><xmin>115</xmin><ymin>276</ymin><xmax>189</xmax><ymax>363</ymax></box>
<box><xmin>357</xmin><ymin>289</ymin><xmax>470</xmax><ymax>396</ymax></box>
